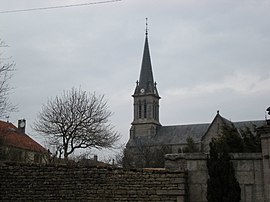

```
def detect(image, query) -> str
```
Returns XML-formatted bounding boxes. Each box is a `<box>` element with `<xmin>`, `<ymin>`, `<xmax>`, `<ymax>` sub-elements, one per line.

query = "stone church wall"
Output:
<box><xmin>0</xmin><ymin>162</ymin><xmax>187</xmax><ymax>202</ymax></box>
<box><xmin>165</xmin><ymin>153</ymin><xmax>266</xmax><ymax>202</ymax></box>
<box><xmin>200</xmin><ymin>114</ymin><xmax>224</xmax><ymax>152</ymax></box>
<box><xmin>260</xmin><ymin>131</ymin><xmax>270</xmax><ymax>202</ymax></box>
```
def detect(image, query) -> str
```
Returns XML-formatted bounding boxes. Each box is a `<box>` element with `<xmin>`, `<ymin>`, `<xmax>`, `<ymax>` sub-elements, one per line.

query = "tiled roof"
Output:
<box><xmin>0</xmin><ymin>120</ymin><xmax>47</xmax><ymax>153</ymax></box>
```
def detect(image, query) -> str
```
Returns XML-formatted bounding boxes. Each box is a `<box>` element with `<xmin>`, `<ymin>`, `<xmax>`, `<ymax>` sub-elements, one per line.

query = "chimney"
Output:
<box><xmin>18</xmin><ymin>119</ymin><xmax>26</xmax><ymax>134</ymax></box>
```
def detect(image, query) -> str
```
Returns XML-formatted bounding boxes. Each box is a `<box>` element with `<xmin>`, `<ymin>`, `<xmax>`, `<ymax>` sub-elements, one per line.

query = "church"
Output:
<box><xmin>125</xmin><ymin>28</ymin><xmax>266</xmax><ymax>168</ymax></box>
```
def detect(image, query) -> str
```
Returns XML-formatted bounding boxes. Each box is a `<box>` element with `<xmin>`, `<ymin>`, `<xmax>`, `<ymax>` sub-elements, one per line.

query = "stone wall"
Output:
<box><xmin>165</xmin><ymin>153</ymin><xmax>265</xmax><ymax>202</ymax></box>
<box><xmin>0</xmin><ymin>162</ymin><xmax>187</xmax><ymax>202</ymax></box>
<box><xmin>259</xmin><ymin>127</ymin><xmax>270</xmax><ymax>202</ymax></box>
<box><xmin>164</xmin><ymin>124</ymin><xmax>270</xmax><ymax>202</ymax></box>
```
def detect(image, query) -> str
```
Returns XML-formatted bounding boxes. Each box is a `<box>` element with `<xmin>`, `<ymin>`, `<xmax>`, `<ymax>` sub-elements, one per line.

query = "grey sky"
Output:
<box><xmin>1</xmin><ymin>0</ymin><xmax>270</xmax><ymax>157</ymax></box>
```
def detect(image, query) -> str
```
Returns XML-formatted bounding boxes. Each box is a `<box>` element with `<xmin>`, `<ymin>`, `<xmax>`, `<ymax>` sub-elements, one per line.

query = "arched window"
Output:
<box><xmin>153</xmin><ymin>101</ymin><xmax>156</xmax><ymax>119</ymax></box>
<box><xmin>138</xmin><ymin>100</ymin><xmax>142</xmax><ymax>119</ymax></box>
<box><xmin>155</xmin><ymin>102</ymin><xmax>159</xmax><ymax>121</ymax></box>
<box><xmin>144</xmin><ymin>100</ymin><xmax>147</xmax><ymax>118</ymax></box>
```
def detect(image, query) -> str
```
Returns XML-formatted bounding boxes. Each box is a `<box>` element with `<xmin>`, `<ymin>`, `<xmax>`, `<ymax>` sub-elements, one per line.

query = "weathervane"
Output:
<box><xmin>145</xmin><ymin>17</ymin><xmax>148</xmax><ymax>35</ymax></box>
<box><xmin>267</xmin><ymin>107</ymin><xmax>270</xmax><ymax>115</ymax></box>
<box><xmin>266</xmin><ymin>107</ymin><xmax>270</xmax><ymax>125</ymax></box>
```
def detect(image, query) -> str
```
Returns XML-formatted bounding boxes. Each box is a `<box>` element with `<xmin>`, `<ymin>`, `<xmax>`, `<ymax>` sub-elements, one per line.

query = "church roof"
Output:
<box><xmin>139</xmin><ymin>34</ymin><xmax>154</xmax><ymax>89</ymax></box>
<box><xmin>233</xmin><ymin>120</ymin><xmax>266</xmax><ymax>134</ymax></box>
<box><xmin>127</xmin><ymin>119</ymin><xmax>266</xmax><ymax>147</ymax></box>
<box><xmin>127</xmin><ymin>123</ymin><xmax>210</xmax><ymax>147</ymax></box>
<box><xmin>155</xmin><ymin>124</ymin><xmax>210</xmax><ymax>145</ymax></box>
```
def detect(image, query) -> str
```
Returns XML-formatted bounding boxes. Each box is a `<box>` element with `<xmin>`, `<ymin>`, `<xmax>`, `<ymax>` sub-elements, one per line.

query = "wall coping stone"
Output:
<box><xmin>165</xmin><ymin>152</ymin><xmax>262</xmax><ymax>161</ymax></box>
<box><xmin>0</xmin><ymin>160</ymin><xmax>187</xmax><ymax>174</ymax></box>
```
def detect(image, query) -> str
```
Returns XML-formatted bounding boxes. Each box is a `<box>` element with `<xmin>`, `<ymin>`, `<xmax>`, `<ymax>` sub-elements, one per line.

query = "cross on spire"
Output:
<box><xmin>145</xmin><ymin>17</ymin><xmax>148</xmax><ymax>36</ymax></box>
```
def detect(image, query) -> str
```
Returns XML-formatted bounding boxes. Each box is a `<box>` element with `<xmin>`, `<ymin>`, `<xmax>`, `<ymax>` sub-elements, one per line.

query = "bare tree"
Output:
<box><xmin>0</xmin><ymin>39</ymin><xmax>16</xmax><ymax>118</ymax></box>
<box><xmin>33</xmin><ymin>88</ymin><xmax>120</xmax><ymax>160</ymax></box>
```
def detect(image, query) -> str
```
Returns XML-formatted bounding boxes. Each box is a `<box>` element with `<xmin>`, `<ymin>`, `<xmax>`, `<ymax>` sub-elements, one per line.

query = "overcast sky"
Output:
<box><xmin>1</xmin><ymin>0</ymin><xmax>270</xmax><ymax>158</ymax></box>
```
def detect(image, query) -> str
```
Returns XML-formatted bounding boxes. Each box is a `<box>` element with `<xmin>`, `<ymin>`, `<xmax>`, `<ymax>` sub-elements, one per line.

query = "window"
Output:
<box><xmin>144</xmin><ymin>100</ymin><xmax>147</xmax><ymax>118</ymax></box>
<box><xmin>153</xmin><ymin>101</ymin><xmax>158</xmax><ymax>120</ymax></box>
<box><xmin>138</xmin><ymin>100</ymin><xmax>142</xmax><ymax>119</ymax></box>
<box><xmin>153</xmin><ymin>101</ymin><xmax>156</xmax><ymax>119</ymax></box>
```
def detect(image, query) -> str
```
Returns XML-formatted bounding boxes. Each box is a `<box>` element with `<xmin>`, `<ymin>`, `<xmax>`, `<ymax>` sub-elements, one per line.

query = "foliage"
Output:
<box><xmin>241</xmin><ymin>126</ymin><xmax>261</xmax><ymax>152</ymax></box>
<box><xmin>207</xmin><ymin>140</ymin><xmax>241</xmax><ymax>202</ymax></box>
<box><xmin>33</xmin><ymin>87</ymin><xmax>120</xmax><ymax>159</ymax></box>
<box><xmin>206</xmin><ymin>122</ymin><xmax>262</xmax><ymax>201</ymax></box>
<box><xmin>0</xmin><ymin>39</ymin><xmax>16</xmax><ymax>118</ymax></box>
<box><xmin>214</xmin><ymin>124</ymin><xmax>261</xmax><ymax>153</ymax></box>
<box><xmin>183</xmin><ymin>137</ymin><xmax>199</xmax><ymax>153</ymax></box>
<box><xmin>215</xmin><ymin>125</ymin><xmax>244</xmax><ymax>153</ymax></box>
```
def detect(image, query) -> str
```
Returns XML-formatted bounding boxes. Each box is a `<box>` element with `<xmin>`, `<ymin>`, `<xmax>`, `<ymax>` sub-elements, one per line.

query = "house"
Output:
<box><xmin>125</xmin><ymin>29</ymin><xmax>266</xmax><ymax>168</ymax></box>
<box><xmin>0</xmin><ymin>119</ymin><xmax>48</xmax><ymax>163</ymax></box>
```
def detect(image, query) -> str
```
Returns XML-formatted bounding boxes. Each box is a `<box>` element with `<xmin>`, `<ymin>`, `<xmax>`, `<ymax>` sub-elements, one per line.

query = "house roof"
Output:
<box><xmin>0</xmin><ymin>120</ymin><xmax>47</xmax><ymax>153</ymax></box>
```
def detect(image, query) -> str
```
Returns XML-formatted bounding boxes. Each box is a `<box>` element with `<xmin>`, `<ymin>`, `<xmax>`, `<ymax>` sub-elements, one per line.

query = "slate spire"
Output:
<box><xmin>131</xmin><ymin>20</ymin><xmax>161</xmax><ymax>130</ymax></box>
<box><xmin>134</xmin><ymin>24</ymin><xmax>159</xmax><ymax>97</ymax></box>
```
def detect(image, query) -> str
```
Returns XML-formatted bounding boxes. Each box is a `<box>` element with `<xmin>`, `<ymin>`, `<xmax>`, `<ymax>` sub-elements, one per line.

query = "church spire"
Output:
<box><xmin>134</xmin><ymin>19</ymin><xmax>159</xmax><ymax>97</ymax></box>
<box><xmin>131</xmin><ymin>20</ymin><xmax>161</xmax><ymax>128</ymax></box>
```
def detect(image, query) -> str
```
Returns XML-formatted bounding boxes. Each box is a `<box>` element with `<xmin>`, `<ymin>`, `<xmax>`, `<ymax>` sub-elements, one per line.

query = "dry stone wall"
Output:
<box><xmin>0</xmin><ymin>162</ymin><xmax>187</xmax><ymax>202</ymax></box>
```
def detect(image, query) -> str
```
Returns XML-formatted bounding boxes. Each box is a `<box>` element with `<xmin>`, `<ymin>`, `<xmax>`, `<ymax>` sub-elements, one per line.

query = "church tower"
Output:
<box><xmin>130</xmin><ymin>24</ymin><xmax>161</xmax><ymax>139</ymax></box>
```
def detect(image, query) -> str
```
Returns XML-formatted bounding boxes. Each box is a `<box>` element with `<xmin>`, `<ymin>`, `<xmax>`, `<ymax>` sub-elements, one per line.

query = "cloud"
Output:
<box><xmin>166</xmin><ymin>71</ymin><xmax>270</xmax><ymax>97</ymax></box>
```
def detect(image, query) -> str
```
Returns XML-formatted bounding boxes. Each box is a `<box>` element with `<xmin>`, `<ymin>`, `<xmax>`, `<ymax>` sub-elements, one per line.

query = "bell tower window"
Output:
<box><xmin>138</xmin><ymin>100</ymin><xmax>142</xmax><ymax>119</ymax></box>
<box><xmin>153</xmin><ymin>101</ymin><xmax>156</xmax><ymax>120</ymax></box>
<box><xmin>144</xmin><ymin>100</ymin><xmax>147</xmax><ymax>118</ymax></box>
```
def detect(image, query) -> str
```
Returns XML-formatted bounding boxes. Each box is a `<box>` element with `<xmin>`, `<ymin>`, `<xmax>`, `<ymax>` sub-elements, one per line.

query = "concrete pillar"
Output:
<box><xmin>257</xmin><ymin>125</ymin><xmax>270</xmax><ymax>202</ymax></box>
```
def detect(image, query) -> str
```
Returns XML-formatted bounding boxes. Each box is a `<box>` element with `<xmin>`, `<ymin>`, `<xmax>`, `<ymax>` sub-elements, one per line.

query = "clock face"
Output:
<box><xmin>140</xmin><ymin>88</ymin><xmax>145</xmax><ymax>93</ymax></box>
